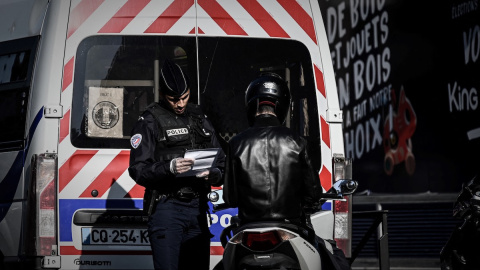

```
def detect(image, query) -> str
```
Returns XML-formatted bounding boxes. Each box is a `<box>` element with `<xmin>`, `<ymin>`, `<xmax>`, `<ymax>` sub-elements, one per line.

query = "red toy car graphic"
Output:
<box><xmin>383</xmin><ymin>87</ymin><xmax>417</xmax><ymax>176</ymax></box>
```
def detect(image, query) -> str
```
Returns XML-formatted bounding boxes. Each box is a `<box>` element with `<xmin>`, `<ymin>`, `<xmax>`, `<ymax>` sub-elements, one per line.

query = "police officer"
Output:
<box><xmin>128</xmin><ymin>59</ymin><xmax>225</xmax><ymax>270</ymax></box>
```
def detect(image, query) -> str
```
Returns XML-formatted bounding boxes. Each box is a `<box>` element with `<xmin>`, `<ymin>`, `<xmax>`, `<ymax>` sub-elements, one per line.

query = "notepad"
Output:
<box><xmin>177</xmin><ymin>148</ymin><xmax>220</xmax><ymax>177</ymax></box>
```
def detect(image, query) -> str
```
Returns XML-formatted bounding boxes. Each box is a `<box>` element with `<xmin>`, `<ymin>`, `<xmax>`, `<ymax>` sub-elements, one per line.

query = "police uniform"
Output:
<box><xmin>128</xmin><ymin>60</ymin><xmax>225</xmax><ymax>270</ymax></box>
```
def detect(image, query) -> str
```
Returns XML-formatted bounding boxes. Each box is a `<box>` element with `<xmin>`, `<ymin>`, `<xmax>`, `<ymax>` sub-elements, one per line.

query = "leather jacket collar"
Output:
<box><xmin>253</xmin><ymin>114</ymin><xmax>281</xmax><ymax>127</ymax></box>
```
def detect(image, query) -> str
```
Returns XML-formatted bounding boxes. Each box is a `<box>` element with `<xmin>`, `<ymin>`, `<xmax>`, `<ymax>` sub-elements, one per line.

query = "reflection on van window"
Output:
<box><xmin>198</xmin><ymin>37</ymin><xmax>321</xmax><ymax>170</ymax></box>
<box><xmin>0</xmin><ymin>51</ymin><xmax>29</xmax><ymax>84</ymax></box>
<box><xmin>71</xmin><ymin>36</ymin><xmax>321</xmax><ymax>169</ymax></box>
<box><xmin>0</xmin><ymin>36</ymin><xmax>37</xmax><ymax>151</ymax></box>
<box><xmin>71</xmin><ymin>36</ymin><xmax>197</xmax><ymax>148</ymax></box>
<box><xmin>0</xmin><ymin>88</ymin><xmax>29</xmax><ymax>149</ymax></box>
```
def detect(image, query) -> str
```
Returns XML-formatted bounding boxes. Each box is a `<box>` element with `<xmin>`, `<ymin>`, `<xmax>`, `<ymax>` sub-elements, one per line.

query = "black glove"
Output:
<box><xmin>195</xmin><ymin>168</ymin><xmax>223</xmax><ymax>186</ymax></box>
<box><xmin>207</xmin><ymin>168</ymin><xmax>223</xmax><ymax>186</ymax></box>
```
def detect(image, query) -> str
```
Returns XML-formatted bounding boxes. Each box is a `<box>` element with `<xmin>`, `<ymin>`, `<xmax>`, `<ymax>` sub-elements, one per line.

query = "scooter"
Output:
<box><xmin>440</xmin><ymin>175</ymin><xmax>480</xmax><ymax>270</ymax></box>
<box><xmin>209</xmin><ymin>179</ymin><xmax>358</xmax><ymax>270</ymax></box>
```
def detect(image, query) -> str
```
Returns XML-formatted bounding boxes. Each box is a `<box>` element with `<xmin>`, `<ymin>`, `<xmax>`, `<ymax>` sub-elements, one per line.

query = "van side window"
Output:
<box><xmin>0</xmin><ymin>36</ymin><xmax>38</xmax><ymax>152</ymax></box>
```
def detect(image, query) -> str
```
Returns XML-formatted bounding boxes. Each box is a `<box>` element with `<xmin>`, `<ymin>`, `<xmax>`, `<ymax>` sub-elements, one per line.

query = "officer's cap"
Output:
<box><xmin>160</xmin><ymin>59</ymin><xmax>190</xmax><ymax>97</ymax></box>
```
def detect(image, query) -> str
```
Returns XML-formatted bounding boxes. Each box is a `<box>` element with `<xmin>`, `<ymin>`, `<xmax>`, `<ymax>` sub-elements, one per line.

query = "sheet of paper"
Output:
<box><xmin>177</xmin><ymin>148</ymin><xmax>220</xmax><ymax>177</ymax></box>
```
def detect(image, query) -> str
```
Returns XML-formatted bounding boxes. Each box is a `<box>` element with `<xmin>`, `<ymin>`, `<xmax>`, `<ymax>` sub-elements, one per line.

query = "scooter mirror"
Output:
<box><xmin>332</xmin><ymin>179</ymin><xmax>358</xmax><ymax>196</ymax></box>
<box><xmin>207</xmin><ymin>190</ymin><xmax>231</xmax><ymax>212</ymax></box>
<box><xmin>208</xmin><ymin>191</ymin><xmax>220</xmax><ymax>202</ymax></box>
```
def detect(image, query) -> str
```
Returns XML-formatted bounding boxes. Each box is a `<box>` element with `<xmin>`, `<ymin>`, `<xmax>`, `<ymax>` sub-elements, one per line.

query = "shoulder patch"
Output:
<box><xmin>131</xmin><ymin>134</ymin><xmax>142</xmax><ymax>149</ymax></box>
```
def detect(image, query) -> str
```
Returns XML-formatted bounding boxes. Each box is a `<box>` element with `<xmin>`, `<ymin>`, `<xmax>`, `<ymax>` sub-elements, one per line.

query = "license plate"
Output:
<box><xmin>82</xmin><ymin>228</ymin><xmax>150</xmax><ymax>245</ymax></box>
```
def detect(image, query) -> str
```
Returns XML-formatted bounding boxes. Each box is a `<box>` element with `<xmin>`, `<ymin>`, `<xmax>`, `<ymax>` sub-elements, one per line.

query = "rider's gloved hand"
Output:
<box><xmin>170</xmin><ymin>158</ymin><xmax>195</xmax><ymax>175</ymax></box>
<box><xmin>196</xmin><ymin>168</ymin><xmax>223</xmax><ymax>186</ymax></box>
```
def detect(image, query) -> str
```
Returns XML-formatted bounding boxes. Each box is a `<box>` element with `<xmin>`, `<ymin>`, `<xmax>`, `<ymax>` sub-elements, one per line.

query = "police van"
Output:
<box><xmin>0</xmin><ymin>0</ymin><xmax>351</xmax><ymax>269</ymax></box>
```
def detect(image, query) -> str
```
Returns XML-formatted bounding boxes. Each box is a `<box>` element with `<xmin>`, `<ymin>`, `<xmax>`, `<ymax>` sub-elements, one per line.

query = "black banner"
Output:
<box><xmin>318</xmin><ymin>0</ymin><xmax>480</xmax><ymax>193</ymax></box>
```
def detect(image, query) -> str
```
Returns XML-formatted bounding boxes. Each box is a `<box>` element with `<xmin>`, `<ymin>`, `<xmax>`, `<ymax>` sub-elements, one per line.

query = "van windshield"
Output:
<box><xmin>71</xmin><ymin>36</ymin><xmax>321</xmax><ymax>169</ymax></box>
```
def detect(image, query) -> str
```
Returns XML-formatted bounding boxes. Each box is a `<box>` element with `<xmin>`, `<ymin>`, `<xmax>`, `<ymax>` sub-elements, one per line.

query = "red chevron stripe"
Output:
<box><xmin>62</xmin><ymin>57</ymin><xmax>74</xmax><ymax>92</ymax></box>
<box><xmin>59</xmin><ymin>109</ymin><xmax>70</xmax><ymax>143</ymax></box>
<box><xmin>98</xmin><ymin>0</ymin><xmax>150</xmax><ymax>33</ymax></box>
<box><xmin>319</xmin><ymin>165</ymin><xmax>332</xmax><ymax>190</ymax></box>
<box><xmin>67</xmin><ymin>0</ymin><xmax>105</xmax><ymax>39</ymax></box>
<box><xmin>198</xmin><ymin>0</ymin><xmax>247</xmax><ymax>36</ymax></box>
<box><xmin>79</xmin><ymin>150</ymin><xmax>130</xmax><ymax>198</ymax></box>
<box><xmin>125</xmin><ymin>183</ymin><xmax>145</xmax><ymax>198</ymax></box>
<box><xmin>210</xmin><ymin>245</ymin><xmax>223</xmax><ymax>255</ymax></box>
<box><xmin>314</xmin><ymin>65</ymin><xmax>326</xmax><ymax>98</ymax></box>
<box><xmin>238</xmin><ymin>0</ymin><xmax>289</xmax><ymax>38</ymax></box>
<box><xmin>144</xmin><ymin>0</ymin><xmax>194</xmax><ymax>33</ymax></box>
<box><xmin>320</xmin><ymin>115</ymin><xmax>330</xmax><ymax>148</ymax></box>
<box><xmin>59</xmin><ymin>150</ymin><xmax>99</xmax><ymax>193</ymax></box>
<box><xmin>61</xmin><ymin>245</ymin><xmax>151</xmax><ymax>255</ymax></box>
<box><xmin>277</xmin><ymin>0</ymin><xmax>317</xmax><ymax>44</ymax></box>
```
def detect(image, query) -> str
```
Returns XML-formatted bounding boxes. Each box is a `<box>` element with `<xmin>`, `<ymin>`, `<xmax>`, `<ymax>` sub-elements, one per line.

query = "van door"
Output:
<box><xmin>57</xmin><ymin>0</ymin><xmax>341</xmax><ymax>269</ymax></box>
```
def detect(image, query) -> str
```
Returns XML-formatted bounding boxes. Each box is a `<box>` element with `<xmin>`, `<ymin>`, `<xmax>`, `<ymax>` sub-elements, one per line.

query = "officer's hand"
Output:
<box><xmin>170</xmin><ymin>158</ymin><xmax>195</xmax><ymax>174</ymax></box>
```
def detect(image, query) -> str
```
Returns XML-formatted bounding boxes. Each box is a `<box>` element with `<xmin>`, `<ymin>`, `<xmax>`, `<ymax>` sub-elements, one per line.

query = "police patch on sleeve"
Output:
<box><xmin>131</xmin><ymin>134</ymin><xmax>142</xmax><ymax>149</ymax></box>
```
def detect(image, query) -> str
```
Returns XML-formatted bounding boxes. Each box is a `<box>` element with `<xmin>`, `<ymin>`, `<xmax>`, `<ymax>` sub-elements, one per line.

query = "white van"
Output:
<box><xmin>0</xmin><ymin>0</ymin><xmax>350</xmax><ymax>269</ymax></box>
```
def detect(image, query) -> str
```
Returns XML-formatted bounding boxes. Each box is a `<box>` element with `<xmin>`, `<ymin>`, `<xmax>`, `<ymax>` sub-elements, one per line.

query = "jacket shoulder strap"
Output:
<box><xmin>145</xmin><ymin>102</ymin><xmax>168</xmax><ymax>120</ymax></box>
<box><xmin>187</xmin><ymin>103</ymin><xmax>206</xmax><ymax>119</ymax></box>
<box><xmin>144</xmin><ymin>103</ymin><xmax>169</xmax><ymax>141</ymax></box>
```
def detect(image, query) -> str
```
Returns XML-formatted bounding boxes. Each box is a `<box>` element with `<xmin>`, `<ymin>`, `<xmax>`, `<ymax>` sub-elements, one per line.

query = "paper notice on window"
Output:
<box><xmin>87</xmin><ymin>87</ymin><xmax>124</xmax><ymax>138</ymax></box>
<box><xmin>177</xmin><ymin>148</ymin><xmax>220</xmax><ymax>177</ymax></box>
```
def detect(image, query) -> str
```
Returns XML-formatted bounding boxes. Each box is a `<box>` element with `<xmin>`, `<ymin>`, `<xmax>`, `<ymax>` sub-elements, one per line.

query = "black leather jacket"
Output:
<box><xmin>223</xmin><ymin>114</ymin><xmax>322</xmax><ymax>223</ymax></box>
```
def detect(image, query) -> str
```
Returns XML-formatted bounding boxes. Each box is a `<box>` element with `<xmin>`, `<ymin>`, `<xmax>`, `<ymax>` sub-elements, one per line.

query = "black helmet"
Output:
<box><xmin>159</xmin><ymin>59</ymin><xmax>190</xmax><ymax>97</ymax></box>
<box><xmin>245</xmin><ymin>73</ymin><xmax>291</xmax><ymax>124</ymax></box>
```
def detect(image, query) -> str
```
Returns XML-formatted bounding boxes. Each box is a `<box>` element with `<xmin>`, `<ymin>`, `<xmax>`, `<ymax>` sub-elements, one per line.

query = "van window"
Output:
<box><xmin>0</xmin><ymin>36</ymin><xmax>38</xmax><ymax>152</ymax></box>
<box><xmin>198</xmin><ymin>37</ymin><xmax>321</xmax><ymax>170</ymax></box>
<box><xmin>71</xmin><ymin>36</ymin><xmax>320</xmax><ymax>169</ymax></box>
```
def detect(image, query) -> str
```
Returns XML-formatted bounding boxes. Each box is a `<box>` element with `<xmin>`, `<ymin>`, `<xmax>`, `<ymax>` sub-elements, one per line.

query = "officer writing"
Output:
<box><xmin>128</xmin><ymin>59</ymin><xmax>225</xmax><ymax>270</ymax></box>
<box><xmin>223</xmin><ymin>73</ymin><xmax>350</xmax><ymax>270</ymax></box>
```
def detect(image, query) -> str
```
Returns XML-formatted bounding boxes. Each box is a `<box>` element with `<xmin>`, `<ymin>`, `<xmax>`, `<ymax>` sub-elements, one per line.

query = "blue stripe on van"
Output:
<box><xmin>60</xmin><ymin>199</ymin><xmax>235</xmax><ymax>242</ymax></box>
<box><xmin>0</xmin><ymin>108</ymin><xmax>43</xmax><ymax>222</ymax></box>
<box><xmin>25</xmin><ymin>107</ymin><xmax>44</xmax><ymax>153</ymax></box>
<box><xmin>59</xmin><ymin>200</ymin><xmax>332</xmax><ymax>242</ymax></box>
<box><xmin>59</xmin><ymin>199</ymin><xmax>143</xmax><ymax>241</ymax></box>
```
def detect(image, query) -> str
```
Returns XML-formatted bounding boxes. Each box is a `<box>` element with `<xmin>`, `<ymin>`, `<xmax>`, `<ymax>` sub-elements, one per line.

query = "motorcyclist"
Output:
<box><xmin>440</xmin><ymin>175</ymin><xmax>480</xmax><ymax>270</ymax></box>
<box><xmin>222</xmin><ymin>72</ymin><xmax>350</xmax><ymax>270</ymax></box>
<box><xmin>223</xmin><ymin>72</ymin><xmax>321</xmax><ymax>223</ymax></box>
